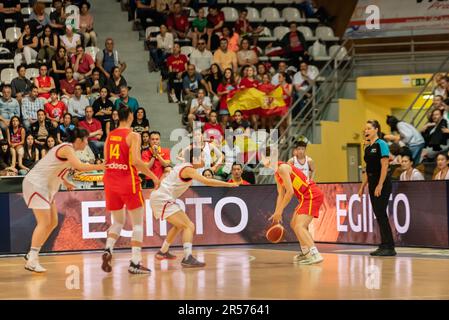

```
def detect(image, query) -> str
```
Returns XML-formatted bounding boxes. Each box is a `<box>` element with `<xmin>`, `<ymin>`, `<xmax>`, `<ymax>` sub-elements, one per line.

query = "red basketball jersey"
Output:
<box><xmin>104</xmin><ymin>127</ymin><xmax>141</xmax><ymax>194</ymax></box>
<box><xmin>275</xmin><ymin>161</ymin><xmax>321</xmax><ymax>200</ymax></box>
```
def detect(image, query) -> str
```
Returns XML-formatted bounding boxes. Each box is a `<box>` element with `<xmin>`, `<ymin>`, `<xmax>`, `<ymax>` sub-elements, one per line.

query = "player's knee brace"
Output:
<box><xmin>132</xmin><ymin>224</ymin><xmax>144</xmax><ymax>243</ymax></box>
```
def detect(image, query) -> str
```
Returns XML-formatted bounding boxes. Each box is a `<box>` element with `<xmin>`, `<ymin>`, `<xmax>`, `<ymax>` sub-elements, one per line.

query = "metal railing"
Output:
<box><xmin>255</xmin><ymin>39</ymin><xmax>355</xmax><ymax>184</ymax></box>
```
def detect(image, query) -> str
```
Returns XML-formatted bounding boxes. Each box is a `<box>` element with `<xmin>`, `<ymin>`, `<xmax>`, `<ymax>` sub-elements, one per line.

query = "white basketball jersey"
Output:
<box><xmin>293</xmin><ymin>156</ymin><xmax>311</xmax><ymax>178</ymax></box>
<box><xmin>24</xmin><ymin>143</ymin><xmax>73</xmax><ymax>192</ymax></box>
<box><xmin>157</xmin><ymin>163</ymin><xmax>194</xmax><ymax>200</ymax></box>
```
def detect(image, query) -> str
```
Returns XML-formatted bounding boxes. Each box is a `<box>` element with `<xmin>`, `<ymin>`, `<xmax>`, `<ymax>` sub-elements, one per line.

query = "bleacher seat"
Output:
<box><xmin>329</xmin><ymin>45</ymin><xmax>349</xmax><ymax>61</ymax></box>
<box><xmin>273</xmin><ymin>26</ymin><xmax>289</xmax><ymax>40</ymax></box>
<box><xmin>222</xmin><ymin>7</ymin><xmax>239</xmax><ymax>22</ymax></box>
<box><xmin>145</xmin><ymin>26</ymin><xmax>160</xmax><ymax>41</ymax></box>
<box><xmin>0</xmin><ymin>47</ymin><xmax>13</xmax><ymax>66</ymax></box>
<box><xmin>297</xmin><ymin>26</ymin><xmax>316</xmax><ymax>41</ymax></box>
<box><xmin>233</xmin><ymin>0</ymin><xmax>252</xmax><ymax>4</ymax></box>
<box><xmin>25</xmin><ymin>68</ymin><xmax>39</xmax><ymax>80</ymax></box>
<box><xmin>0</xmin><ymin>31</ymin><xmax>6</xmax><ymax>44</ymax></box>
<box><xmin>282</xmin><ymin>7</ymin><xmax>305</xmax><ymax>23</ymax></box>
<box><xmin>261</xmin><ymin>7</ymin><xmax>284</xmax><ymax>23</ymax></box>
<box><xmin>5</xmin><ymin>27</ymin><xmax>21</xmax><ymax>43</ymax></box>
<box><xmin>315</xmin><ymin>26</ymin><xmax>339</xmax><ymax>41</ymax></box>
<box><xmin>181</xmin><ymin>46</ymin><xmax>194</xmax><ymax>57</ymax></box>
<box><xmin>258</xmin><ymin>27</ymin><xmax>276</xmax><ymax>43</ymax></box>
<box><xmin>85</xmin><ymin>46</ymin><xmax>100</xmax><ymax>62</ymax></box>
<box><xmin>310</xmin><ymin>40</ymin><xmax>330</xmax><ymax>61</ymax></box>
<box><xmin>246</xmin><ymin>7</ymin><xmax>263</xmax><ymax>23</ymax></box>
<box><xmin>0</xmin><ymin>68</ymin><xmax>17</xmax><ymax>85</ymax></box>
<box><xmin>308</xmin><ymin>65</ymin><xmax>322</xmax><ymax>81</ymax></box>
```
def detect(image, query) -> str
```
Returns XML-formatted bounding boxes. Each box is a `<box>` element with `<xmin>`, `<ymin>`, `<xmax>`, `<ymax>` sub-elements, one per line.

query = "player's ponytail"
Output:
<box><xmin>67</xmin><ymin>127</ymin><xmax>89</xmax><ymax>143</ymax></box>
<box><xmin>118</xmin><ymin>104</ymin><xmax>132</xmax><ymax>122</ymax></box>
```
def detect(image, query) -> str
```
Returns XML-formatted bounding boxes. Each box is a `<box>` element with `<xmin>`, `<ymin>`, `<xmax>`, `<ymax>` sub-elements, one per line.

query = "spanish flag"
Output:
<box><xmin>227</xmin><ymin>86</ymin><xmax>289</xmax><ymax>117</ymax></box>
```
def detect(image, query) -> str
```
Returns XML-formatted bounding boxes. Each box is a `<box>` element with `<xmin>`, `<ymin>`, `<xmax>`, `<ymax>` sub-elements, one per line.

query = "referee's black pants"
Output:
<box><xmin>368</xmin><ymin>179</ymin><xmax>395</xmax><ymax>249</ymax></box>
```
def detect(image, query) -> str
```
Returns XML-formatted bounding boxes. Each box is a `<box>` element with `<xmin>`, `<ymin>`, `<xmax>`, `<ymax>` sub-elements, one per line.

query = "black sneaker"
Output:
<box><xmin>155</xmin><ymin>250</ymin><xmax>177</xmax><ymax>261</ymax></box>
<box><xmin>128</xmin><ymin>261</ymin><xmax>152</xmax><ymax>274</ymax></box>
<box><xmin>181</xmin><ymin>255</ymin><xmax>206</xmax><ymax>268</ymax></box>
<box><xmin>370</xmin><ymin>248</ymin><xmax>396</xmax><ymax>256</ymax></box>
<box><xmin>101</xmin><ymin>248</ymin><xmax>112</xmax><ymax>273</ymax></box>
<box><xmin>369</xmin><ymin>248</ymin><xmax>383</xmax><ymax>256</ymax></box>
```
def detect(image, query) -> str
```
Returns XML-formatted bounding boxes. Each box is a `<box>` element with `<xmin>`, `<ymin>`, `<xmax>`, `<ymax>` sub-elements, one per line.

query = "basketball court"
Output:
<box><xmin>1</xmin><ymin>244</ymin><xmax>449</xmax><ymax>300</ymax></box>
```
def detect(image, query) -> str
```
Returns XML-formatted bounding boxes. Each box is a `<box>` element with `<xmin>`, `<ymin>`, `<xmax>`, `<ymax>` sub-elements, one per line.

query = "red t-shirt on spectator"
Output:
<box><xmin>142</xmin><ymin>147</ymin><xmax>171</xmax><ymax>180</ymax></box>
<box><xmin>227</xmin><ymin>178</ymin><xmax>251</xmax><ymax>185</ymax></box>
<box><xmin>44</xmin><ymin>101</ymin><xmax>67</xmax><ymax>120</ymax></box>
<box><xmin>234</xmin><ymin>18</ymin><xmax>251</xmax><ymax>34</ymax></box>
<box><xmin>204</xmin><ymin>122</ymin><xmax>224</xmax><ymax>141</ymax></box>
<box><xmin>289</xmin><ymin>32</ymin><xmax>304</xmax><ymax>52</ymax></box>
<box><xmin>167</xmin><ymin>54</ymin><xmax>188</xmax><ymax>73</ymax></box>
<box><xmin>79</xmin><ymin>118</ymin><xmax>102</xmax><ymax>141</ymax></box>
<box><xmin>239</xmin><ymin>77</ymin><xmax>259</xmax><ymax>89</ymax></box>
<box><xmin>167</xmin><ymin>13</ymin><xmax>190</xmax><ymax>33</ymax></box>
<box><xmin>60</xmin><ymin>78</ymin><xmax>78</xmax><ymax>95</ymax></box>
<box><xmin>217</xmin><ymin>82</ymin><xmax>235</xmax><ymax>112</ymax></box>
<box><xmin>207</xmin><ymin>11</ymin><xmax>225</xmax><ymax>32</ymax></box>
<box><xmin>71</xmin><ymin>54</ymin><xmax>95</xmax><ymax>74</ymax></box>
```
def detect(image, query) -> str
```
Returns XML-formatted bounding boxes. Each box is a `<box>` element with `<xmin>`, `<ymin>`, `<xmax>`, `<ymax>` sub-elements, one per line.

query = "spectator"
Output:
<box><xmin>278</xmin><ymin>72</ymin><xmax>293</xmax><ymax>133</ymax></box>
<box><xmin>85</xmin><ymin>68</ymin><xmax>105</xmax><ymax>103</ymax></box>
<box><xmin>60</xmin><ymin>67</ymin><xmax>78</xmax><ymax>103</ymax></box>
<box><xmin>51</xmin><ymin>46</ymin><xmax>70</xmax><ymax>89</ymax></box>
<box><xmin>34</xmin><ymin>64</ymin><xmax>55</xmax><ymax>101</ymax></box>
<box><xmin>79</xmin><ymin>106</ymin><xmax>104</xmax><ymax>158</ymax></box>
<box><xmin>213</xmin><ymin>38</ymin><xmax>238</xmax><ymax>72</ymax></box>
<box><xmin>0</xmin><ymin>85</ymin><xmax>20</xmax><ymax>133</ymax></box>
<box><xmin>206</xmin><ymin>5</ymin><xmax>225</xmax><ymax>51</ymax></box>
<box><xmin>96</xmin><ymin>38</ymin><xmax>127</xmax><ymax>80</ymax></box>
<box><xmin>189</xmin><ymin>7</ymin><xmax>207</xmax><ymax>48</ymax></box>
<box><xmin>67</xmin><ymin>84</ymin><xmax>89</xmax><ymax>122</ymax></box>
<box><xmin>399</xmin><ymin>152</ymin><xmax>424</xmax><ymax>181</ymax></box>
<box><xmin>237</xmin><ymin>38</ymin><xmax>258</xmax><ymax>68</ymax></box>
<box><xmin>203</xmin><ymin>110</ymin><xmax>224</xmax><ymax>142</ymax></box>
<box><xmin>221</xmin><ymin>26</ymin><xmax>239</xmax><ymax>53</ymax></box>
<box><xmin>271</xmin><ymin>61</ymin><xmax>288</xmax><ymax>86</ymax></box>
<box><xmin>106</xmin><ymin>66</ymin><xmax>128</xmax><ymax>101</ymax></box>
<box><xmin>293</xmin><ymin>62</ymin><xmax>318</xmax><ymax>116</ymax></box>
<box><xmin>22</xmin><ymin>86</ymin><xmax>45</xmax><ymax>130</ymax></box>
<box><xmin>135</xmin><ymin>0</ymin><xmax>168</xmax><ymax>29</ymax></box>
<box><xmin>239</xmin><ymin>66</ymin><xmax>259</xmax><ymax>129</ymax></box>
<box><xmin>384</xmin><ymin>115</ymin><xmax>426</xmax><ymax>165</ymax></box>
<box><xmin>132</xmin><ymin>107</ymin><xmax>150</xmax><ymax>133</ymax></box>
<box><xmin>0</xmin><ymin>140</ymin><xmax>18</xmax><ymax>175</ymax></box>
<box><xmin>41</xmin><ymin>134</ymin><xmax>58</xmax><ymax>158</ymax></box>
<box><xmin>74</xmin><ymin>143</ymin><xmax>97</xmax><ymax>165</ymax></box>
<box><xmin>44</xmin><ymin>89</ymin><xmax>67</xmax><ymax>127</ymax></box>
<box><xmin>258</xmin><ymin>73</ymin><xmax>276</xmax><ymax>129</ymax></box>
<box><xmin>167</xmin><ymin>2</ymin><xmax>190</xmax><ymax>40</ymax></box>
<box><xmin>230</xmin><ymin>110</ymin><xmax>251</xmax><ymax>136</ymax></box>
<box><xmin>434</xmin><ymin>76</ymin><xmax>449</xmax><ymax>100</ymax></box>
<box><xmin>420</xmin><ymin>109</ymin><xmax>449</xmax><ymax>161</ymax></box>
<box><xmin>28</xmin><ymin>2</ymin><xmax>53</xmax><ymax>36</ymax></box>
<box><xmin>149</xmin><ymin>24</ymin><xmax>173</xmax><ymax>72</ymax></box>
<box><xmin>434</xmin><ymin>152</ymin><xmax>449</xmax><ymax>180</ymax></box>
<box><xmin>167</xmin><ymin>43</ymin><xmax>188</xmax><ymax>103</ymax></box>
<box><xmin>6</xmin><ymin>116</ymin><xmax>25</xmax><ymax>159</ymax></box>
<box><xmin>37</xmin><ymin>25</ymin><xmax>58</xmax><ymax>64</ymax></box>
<box><xmin>141</xmin><ymin>131</ymin><xmax>171</xmax><ymax>187</ymax></box>
<box><xmin>14</xmin><ymin>23</ymin><xmax>39</xmax><ymax>69</ymax></box>
<box><xmin>190</xmin><ymin>38</ymin><xmax>213</xmax><ymax>76</ymax></box>
<box><xmin>141</xmin><ymin>130</ymin><xmax>151</xmax><ymax>152</ymax></box>
<box><xmin>59</xmin><ymin>25</ymin><xmax>81</xmax><ymax>57</ymax></box>
<box><xmin>105</xmin><ymin>109</ymin><xmax>119</xmax><ymax>136</ymax></box>
<box><xmin>57</xmin><ymin>113</ymin><xmax>75</xmax><ymax>143</ymax></box>
<box><xmin>217</xmin><ymin>68</ymin><xmax>236</xmax><ymax>128</ymax></box>
<box><xmin>71</xmin><ymin>45</ymin><xmax>95</xmax><ymax>82</ymax></box>
<box><xmin>255</xmin><ymin>63</ymin><xmax>267</xmax><ymax>83</ymax></box>
<box><xmin>114</xmin><ymin>86</ymin><xmax>140</xmax><ymax>112</ymax></box>
<box><xmin>11</xmin><ymin>65</ymin><xmax>33</xmax><ymax>101</ymax></box>
<box><xmin>49</xmin><ymin>0</ymin><xmax>66</xmax><ymax>35</ymax></box>
<box><xmin>183</xmin><ymin>64</ymin><xmax>208</xmax><ymax>107</ymax></box>
<box><xmin>0</xmin><ymin>0</ymin><xmax>23</xmax><ymax>36</ymax></box>
<box><xmin>187</xmin><ymin>88</ymin><xmax>212</xmax><ymax>131</ymax></box>
<box><xmin>18</xmin><ymin>133</ymin><xmax>39</xmax><ymax>175</ymax></box>
<box><xmin>79</xmin><ymin>1</ymin><xmax>97</xmax><ymax>47</ymax></box>
<box><xmin>206</xmin><ymin>63</ymin><xmax>222</xmax><ymax>110</ymax></box>
<box><xmin>227</xmin><ymin>163</ymin><xmax>251</xmax><ymax>185</ymax></box>
<box><xmin>234</xmin><ymin>8</ymin><xmax>264</xmax><ymax>39</ymax></box>
<box><xmin>92</xmin><ymin>87</ymin><xmax>113</xmax><ymax>127</ymax></box>
<box><xmin>279</xmin><ymin>22</ymin><xmax>310</xmax><ymax>64</ymax></box>
<box><xmin>30</xmin><ymin>109</ymin><xmax>54</xmax><ymax>149</ymax></box>
<box><xmin>202</xmin><ymin>168</ymin><xmax>214</xmax><ymax>179</ymax></box>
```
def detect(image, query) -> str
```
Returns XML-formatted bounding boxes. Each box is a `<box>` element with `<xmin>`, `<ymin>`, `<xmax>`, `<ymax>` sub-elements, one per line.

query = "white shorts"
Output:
<box><xmin>22</xmin><ymin>180</ymin><xmax>56</xmax><ymax>210</ymax></box>
<box><xmin>150</xmin><ymin>190</ymin><xmax>182</xmax><ymax>220</ymax></box>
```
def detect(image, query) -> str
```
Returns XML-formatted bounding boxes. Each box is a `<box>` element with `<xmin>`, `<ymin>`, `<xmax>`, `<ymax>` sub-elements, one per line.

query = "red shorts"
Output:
<box><xmin>295</xmin><ymin>191</ymin><xmax>324</xmax><ymax>218</ymax></box>
<box><xmin>105</xmin><ymin>186</ymin><xmax>144</xmax><ymax>211</ymax></box>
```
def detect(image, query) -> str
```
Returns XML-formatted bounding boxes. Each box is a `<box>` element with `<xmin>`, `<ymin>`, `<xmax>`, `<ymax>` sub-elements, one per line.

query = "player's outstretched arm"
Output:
<box><xmin>129</xmin><ymin>132</ymin><xmax>160</xmax><ymax>188</ymax></box>
<box><xmin>182</xmin><ymin>167</ymin><xmax>238</xmax><ymax>188</ymax></box>
<box><xmin>61</xmin><ymin>146</ymin><xmax>104</xmax><ymax>172</ymax></box>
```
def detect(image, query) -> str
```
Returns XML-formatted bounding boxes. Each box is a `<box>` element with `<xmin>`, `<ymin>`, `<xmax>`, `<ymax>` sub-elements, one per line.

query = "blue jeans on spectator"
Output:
<box><xmin>89</xmin><ymin>140</ymin><xmax>105</xmax><ymax>159</ymax></box>
<box><xmin>409</xmin><ymin>143</ymin><xmax>425</xmax><ymax>165</ymax></box>
<box><xmin>149</xmin><ymin>48</ymin><xmax>169</xmax><ymax>70</ymax></box>
<box><xmin>297</xmin><ymin>1</ymin><xmax>315</xmax><ymax>18</ymax></box>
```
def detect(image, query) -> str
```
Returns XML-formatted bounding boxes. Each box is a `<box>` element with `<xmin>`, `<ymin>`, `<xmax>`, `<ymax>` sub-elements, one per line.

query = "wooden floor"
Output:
<box><xmin>1</xmin><ymin>245</ymin><xmax>449</xmax><ymax>300</ymax></box>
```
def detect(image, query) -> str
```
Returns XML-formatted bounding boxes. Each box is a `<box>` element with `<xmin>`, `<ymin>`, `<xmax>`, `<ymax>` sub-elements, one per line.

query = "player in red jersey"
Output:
<box><xmin>101</xmin><ymin>105</ymin><xmax>160</xmax><ymax>275</ymax></box>
<box><xmin>262</xmin><ymin>148</ymin><xmax>324</xmax><ymax>265</ymax></box>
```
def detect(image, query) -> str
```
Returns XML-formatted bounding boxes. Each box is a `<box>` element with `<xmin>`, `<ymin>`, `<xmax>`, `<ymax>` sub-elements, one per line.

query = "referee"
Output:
<box><xmin>358</xmin><ymin>120</ymin><xmax>397</xmax><ymax>256</ymax></box>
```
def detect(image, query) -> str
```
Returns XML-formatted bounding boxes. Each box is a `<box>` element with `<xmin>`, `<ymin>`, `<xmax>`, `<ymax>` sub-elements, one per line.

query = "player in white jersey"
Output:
<box><xmin>22</xmin><ymin>128</ymin><xmax>104</xmax><ymax>273</ymax></box>
<box><xmin>150</xmin><ymin>147</ymin><xmax>238</xmax><ymax>268</ymax></box>
<box><xmin>288</xmin><ymin>141</ymin><xmax>315</xmax><ymax>180</ymax></box>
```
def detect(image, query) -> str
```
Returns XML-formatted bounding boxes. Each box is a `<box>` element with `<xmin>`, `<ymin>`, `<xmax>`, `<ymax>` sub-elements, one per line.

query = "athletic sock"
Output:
<box><xmin>160</xmin><ymin>240</ymin><xmax>170</xmax><ymax>254</ymax></box>
<box><xmin>300</xmin><ymin>246</ymin><xmax>309</xmax><ymax>255</ymax></box>
<box><xmin>183</xmin><ymin>243</ymin><xmax>192</xmax><ymax>259</ymax></box>
<box><xmin>28</xmin><ymin>247</ymin><xmax>41</xmax><ymax>261</ymax></box>
<box><xmin>131</xmin><ymin>247</ymin><xmax>142</xmax><ymax>265</ymax></box>
<box><xmin>309</xmin><ymin>246</ymin><xmax>319</xmax><ymax>255</ymax></box>
<box><xmin>105</xmin><ymin>237</ymin><xmax>117</xmax><ymax>253</ymax></box>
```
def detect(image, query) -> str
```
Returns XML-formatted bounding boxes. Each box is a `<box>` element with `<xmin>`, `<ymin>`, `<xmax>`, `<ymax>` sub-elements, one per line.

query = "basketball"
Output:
<box><xmin>266</xmin><ymin>223</ymin><xmax>285</xmax><ymax>243</ymax></box>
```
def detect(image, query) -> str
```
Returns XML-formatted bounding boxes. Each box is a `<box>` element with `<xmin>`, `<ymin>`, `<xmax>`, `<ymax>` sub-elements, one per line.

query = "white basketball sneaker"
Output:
<box><xmin>25</xmin><ymin>259</ymin><xmax>47</xmax><ymax>273</ymax></box>
<box><xmin>293</xmin><ymin>252</ymin><xmax>308</xmax><ymax>262</ymax></box>
<box><xmin>298</xmin><ymin>251</ymin><xmax>324</xmax><ymax>265</ymax></box>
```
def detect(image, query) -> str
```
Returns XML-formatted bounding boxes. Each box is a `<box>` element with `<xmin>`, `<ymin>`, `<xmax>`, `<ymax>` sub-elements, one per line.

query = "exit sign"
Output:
<box><xmin>412</xmin><ymin>78</ymin><xmax>426</xmax><ymax>86</ymax></box>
